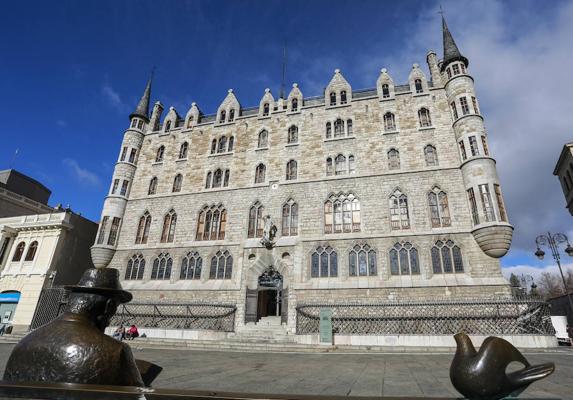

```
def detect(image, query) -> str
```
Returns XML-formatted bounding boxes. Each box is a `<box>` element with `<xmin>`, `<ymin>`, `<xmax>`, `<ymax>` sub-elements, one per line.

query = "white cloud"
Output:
<box><xmin>56</xmin><ymin>119</ymin><xmax>67</xmax><ymax>128</ymax></box>
<box><xmin>501</xmin><ymin>263</ymin><xmax>573</xmax><ymax>283</ymax></box>
<box><xmin>62</xmin><ymin>159</ymin><xmax>101</xmax><ymax>188</ymax></box>
<box><xmin>102</xmin><ymin>84</ymin><xmax>127</xmax><ymax>112</ymax></box>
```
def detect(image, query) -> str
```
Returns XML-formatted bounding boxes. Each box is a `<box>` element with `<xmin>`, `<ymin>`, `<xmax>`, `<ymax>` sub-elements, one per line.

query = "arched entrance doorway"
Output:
<box><xmin>245</xmin><ymin>266</ymin><xmax>288</xmax><ymax>324</ymax></box>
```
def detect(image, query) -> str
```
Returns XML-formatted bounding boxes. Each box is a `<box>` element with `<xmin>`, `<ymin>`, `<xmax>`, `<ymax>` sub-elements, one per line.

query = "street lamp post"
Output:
<box><xmin>534</xmin><ymin>232</ymin><xmax>573</xmax><ymax>319</ymax></box>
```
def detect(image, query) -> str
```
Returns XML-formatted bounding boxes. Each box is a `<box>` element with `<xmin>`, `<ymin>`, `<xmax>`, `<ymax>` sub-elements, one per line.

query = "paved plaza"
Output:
<box><xmin>1</xmin><ymin>344</ymin><xmax>572</xmax><ymax>398</ymax></box>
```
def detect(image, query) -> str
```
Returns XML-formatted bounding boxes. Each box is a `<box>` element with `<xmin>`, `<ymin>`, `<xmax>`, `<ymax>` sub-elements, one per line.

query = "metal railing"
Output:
<box><xmin>296</xmin><ymin>298</ymin><xmax>555</xmax><ymax>335</ymax></box>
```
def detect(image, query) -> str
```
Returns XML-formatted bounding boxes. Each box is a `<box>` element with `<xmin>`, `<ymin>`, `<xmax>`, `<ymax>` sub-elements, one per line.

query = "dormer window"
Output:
<box><xmin>187</xmin><ymin>116</ymin><xmax>194</xmax><ymax>128</ymax></box>
<box><xmin>263</xmin><ymin>103</ymin><xmax>270</xmax><ymax>116</ymax></box>
<box><xmin>382</xmin><ymin>84</ymin><xmax>390</xmax><ymax>99</ymax></box>
<box><xmin>415</xmin><ymin>79</ymin><xmax>423</xmax><ymax>94</ymax></box>
<box><xmin>229</xmin><ymin>109</ymin><xmax>235</xmax><ymax>122</ymax></box>
<box><xmin>165</xmin><ymin>121</ymin><xmax>171</xmax><ymax>132</ymax></box>
<box><xmin>219</xmin><ymin>110</ymin><xmax>226</xmax><ymax>123</ymax></box>
<box><xmin>452</xmin><ymin>64</ymin><xmax>460</xmax><ymax>75</ymax></box>
<box><xmin>292</xmin><ymin>98</ymin><xmax>298</xmax><ymax>112</ymax></box>
<box><xmin>137</xmin><ymin>120</ymin><xmax>144</xmax><ymax>129</ymax></box>
<box><xmin>329</xmin><ymin>92</ymin><xmax>336</xmax><ymax>106</ymax></box>
<box><xmin>340</xmin><ymin>90</ymin><xmax>347</xmax><ymax>105</ymax></box>
<box><xmin>131</xmin><ymin>120</ymin><xmax>137</xmax><ymax>128</ymax></box>
<box><xmin>460</xmin><ymin>64</ymin><xmax>466</xmax><ymax>74</ymax></box>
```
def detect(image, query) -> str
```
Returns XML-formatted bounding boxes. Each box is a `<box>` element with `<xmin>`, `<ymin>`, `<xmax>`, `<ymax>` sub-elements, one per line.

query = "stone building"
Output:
<box><xmin>91</xmin><ymin>18</ymin><xmax>514</xmax><ymax>336</ymax></box>
<box><xmin>0</xmin><ymin>169</ymin><xmax>53</xmax><ymax>218</ymax></box>
<box><xmin>554</xmin><ymin>142</ymin><xmax>573</xmax><ymax>216</ymax></box>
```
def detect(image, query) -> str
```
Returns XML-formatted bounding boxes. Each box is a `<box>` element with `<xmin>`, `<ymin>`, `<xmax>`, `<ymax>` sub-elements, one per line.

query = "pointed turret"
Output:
<box><xmin>441</xmin><ymin>16</ymin><xmax>468</xmax><ymax>71</ymax></box>
<box><xmin>129</xmin><ymin>77</ymin><xmax>152</xmax><ymax>121</ymax></box>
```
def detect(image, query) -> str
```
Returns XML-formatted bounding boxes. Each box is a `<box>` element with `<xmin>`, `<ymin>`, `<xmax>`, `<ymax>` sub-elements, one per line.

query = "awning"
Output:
<box><xmin>0</xmin><ymin>292</ymin><xmax>20</xmax><ymax>303</ymax></box>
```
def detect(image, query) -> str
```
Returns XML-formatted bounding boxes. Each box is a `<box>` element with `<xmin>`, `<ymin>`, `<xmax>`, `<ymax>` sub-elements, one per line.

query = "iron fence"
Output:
<box><xmin>111</xmin><ymin>302</ymin><xmax>237</xmax><ymax>332</ymax></box>
<box><xmin>29</xmin><ymin>287</ymin><xmax>68</xmax><ymax>330</ymax></box>
<box><xmin>296</xmin><ymin>298</ymin><xmax>555</xmax><ymax>335</ymax></box>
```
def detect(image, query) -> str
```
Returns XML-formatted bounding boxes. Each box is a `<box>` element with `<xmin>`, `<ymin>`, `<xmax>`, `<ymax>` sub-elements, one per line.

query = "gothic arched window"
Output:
<box><xmin>389</xmin><ymin>189</ymin><xmax>410</xmax><ymax>230</ymax></box>
<box><xmin>211</xmin><ymin>139</ymin><xmax>217</xmax><ymax>154</ymax></box>
<box><xmin>348</xmin><ymin>155</ymin><xmax>356</xmax><ymax>174</ymax></box>
<box><xmin>248</xmin><ymin>201</ymin><xmax>265</xmax><ymax>238</ymax></box>
<box><xmin>346</xmin><ymin>119</ymin><xmax>353</xmax><ymax>135</ymax></box>
<box><xmin>431</xmin><ymin>240</ymin><xmax>463</xmax><ymax>273</ymax></box>
<box><xmin>414</xmin><ymin>79</ymin><xmax>423</xmax><ymax>93</ymax></box>
<box><xmin>180</xmin><ymin>251</ymin><xmax>202</xmax><ymax>280</ymax></box>
<box><xmin>24</xmin><ymin>241</ymin><xmax>38</xmax><ymax>262</ymax></box>
<box><xmin>258</xmin><ymin>130</ymin><xmax>268</xmax><ymax>148</ymax></box>
<box><xmin>428</xmin><ymin>188</ymin><xmax>451</xmax><ymax>228</ymax></box>
<box><xmin>12</xmin><ymin>242</ymin><xmax>25</xmax><ymax>262</ymax></box>
<box><xmin>151</xmin><ymin>253</ymin><xmax>172</xmax><ymax>280</ymax></box>
<box><xmin>213</xmin><ymin>169</ymin><xmax>223</xmax><ymax>188</ymax></box>
<box><xmin>160</xmin><ymin>209</ymin><xmax>177</xmax><ymax>243</ymax></box>
<box><xmin>326</xmin><ymin>157</ymin><xmax>333</xmax><ymax>176</ymax></box>
<box><xmin>282</xmin><ymin>198</ymin><xmax>298</xmax><ymax>236</ymax></box>
<box><xmin>326</xmin><ymin>122</ymin><xmax>332</xmax><ymax>139</ymax></box>
<box><xmin>384</xmin><ymin>112</ymin><xmax>396</xmax><ymax>131</ymax></box>
<box><xmin>418</xmin><ymin>107</ymin><xmax>432</xmax><ymax>127</ymax></box>
<box><xmin>334</xmin><ymin>119</ymin><xmax>344</xmax><ymax>137</ymax></box>
<box><xmin>388</xmin><ymin>148</ymin><xmax>400</xmax><ymax>170</ymax></box>
<box><xmin>288</xmin><ymin>125</ymin><xmax>298</xmax><ymax>144</ymax></box>
<box><xmin>223</xmin><ymin>169</ymin><xmax>230</xmax><ymax>187</ymax></box>
<box><xmin>125</xmin><ymin>254</ymin><xmax>145</xmax><ymax>280</ymax></box>
<box><xmin>172</xmin><ymin>174</ymin><xmax>183</xmax><ymax>193</ymax></box>
<box><xmin>286</xmin><ymin>160</ymin><xmax>297</xmax><ymax>180</ymax></box>
<box><xmin>310</xmin><ymin>246</ymin><xmax>337</xmax><ymax>278</ymax></box>
<box><xmin>335</xmin><ymin>154</ymin><xmax>346</xmax><ymax>175</ymax></box>
<box><xmin>165</xmin><ymin>121</ymin><xmax>171</xmax><ymax>132</ymax></box>
<box><xmin>229</xmin><ymin>109</ymin><xmax>235</xmax><ymax>122</ymax></box>
<box><xmin>205</xmin><ymin>172</ymin><xmax>212</xmax><ymax>189</ymax></box>
<box><xmin>209</xmin><ymin>250</ymin><xmax>232</xmax><ymax>279</ymax></box>
<box><xmin>291</xmin><ymin>98</ymin><xmax>298</xmax><ymax>111</ymax></box>
<box><xmin>148</xmin><ymin>177</ymin><xmax>158</xmax><ymax>195</ymax></box>
<box><xmin>219</xmin><ymin>110</ymin><xmax>226</xmax><ymax>123</ymax></box>
<box><xmin>424</xmin><ymin>145</ymin><xmax>438</xmax><ymax>166</ymax></box>
<box><xmin>196</xmin><ymin>204</ymin><xmax>226</xmax><ymax>241</ymax></box>
<box><xmin>382</xmin><ymin>84</ymin><xmax>390</xmax><ymax>98</ymax></box>
<box><xmin>349</xmin><ymin>244</ymin><xmax>377</xmax><ymax>276</ymax></box>
<box><xmin>263</xmin><ymin>103</ymin><xmax>270</xmax><ymax>116</ymax></box>
<box><xmin>340</xmin><ymin>90</ymin><xmax>347</xmax><ymax>104</ymax></box>
<box><xmin>329</xmin><ymin>92</ymin><xmax>336</xmax><ymax>106</ymax></box>
<box><xmin>228</xmin><ymin>136</ymin><xmax>234</xmax><ymax>152</ymax></box>
<box><xmin>179</xmin><ymin>142</ymin><xmax>188</xmax><ymax>159</ymax></box>
<box><xmin>389</xmin><ymin>242</ymin><xmax>419</xmax><ymax>275</ymax></box>
<box><xmin>135</xmin><ymin>211</ymin><xmax>152</xmax><ymax>244</ymax></box>
<box><xmin>324</xmin><ymin>192</ymin><xmax>361</xmax><ymax>234</ymax></box>
<box><xmin>255</xmin><ymin>163</ymin><xmax>266</xmax><ymax>184</ymax></box>
<box><xmin>155</xmin><ymin>146</ymin><xmax>165</xmax><ymax>162</ymax></box>
<box><xmin>217</xmin><ymin>136</ymin><xmax>227</xmax><ymax>153</ymax></box>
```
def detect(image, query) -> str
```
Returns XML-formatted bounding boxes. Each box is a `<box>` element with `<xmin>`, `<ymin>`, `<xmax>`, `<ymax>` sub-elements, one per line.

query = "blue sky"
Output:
<box><xmin>1</xmin><ymin>0</ymin><xmax>572</xmax><ymax>276</ymax></box>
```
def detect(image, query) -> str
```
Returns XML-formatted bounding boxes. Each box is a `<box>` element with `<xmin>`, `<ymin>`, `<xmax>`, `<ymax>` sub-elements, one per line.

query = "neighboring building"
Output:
<box><xmin>0</xmin><ymin>169</ymin><xmax>53</xmax><ymax>218</ymax></box>
<box><xmin>553</xmin><ymin>142</ymin><xmax>573</xmax><ymax>216</ymax></box>
<box><xmin>0</xmin><ymin>210</ymin><xmax>98</xmax><ymax>332</ymax></box>
<box><xmin>91</xmin><ymin>18</ymin><xmax>514</xmax><ymax>335</ymax></box>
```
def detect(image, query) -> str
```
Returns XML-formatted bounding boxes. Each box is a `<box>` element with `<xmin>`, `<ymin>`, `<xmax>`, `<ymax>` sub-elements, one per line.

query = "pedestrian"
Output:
<box><xmin>126</xmin><ymin>324</ymin><xmax>139</xmax><ymax>340</ymax></box>
<box><xmin>112</xmin><ymin>325</ymin><xmax>125</xmax><ymax>341</ymax></box>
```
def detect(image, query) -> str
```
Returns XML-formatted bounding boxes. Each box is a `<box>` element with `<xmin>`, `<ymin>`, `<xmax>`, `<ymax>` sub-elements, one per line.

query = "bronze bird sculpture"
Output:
<box><xmin>450</xmin><ymin>332</ymin><xmax>555</xmax><ymax>400</ymax></box>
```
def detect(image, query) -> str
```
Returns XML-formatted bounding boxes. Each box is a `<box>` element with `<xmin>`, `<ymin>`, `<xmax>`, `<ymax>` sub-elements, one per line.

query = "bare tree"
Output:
<box><xmin>537</xmin><ymin>272</ymin><xmax>563</xmax><ymax>299</ymax></box>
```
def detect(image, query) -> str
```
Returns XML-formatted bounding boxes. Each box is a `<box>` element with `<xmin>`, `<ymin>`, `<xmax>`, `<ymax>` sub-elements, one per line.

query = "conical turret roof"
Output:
<box><xmin>130</xmin><ymin>77</ymin><xmax>152</xmax><ymax>121</ymax></box>
<box><xmin>441</xmin><ymin>16</ymin><xmax>468</xmax><ymax>71</ymax></box>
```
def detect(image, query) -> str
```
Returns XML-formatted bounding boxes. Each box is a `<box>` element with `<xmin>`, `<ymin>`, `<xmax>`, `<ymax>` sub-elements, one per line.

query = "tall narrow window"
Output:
<box><xmin>219</xmin><ymin>110</ymin><xmax>226</xmax><ymax>123</ymax></box>
<box><xmin>211</xmin><ymin>139</ymin><xmax>217</xmax><ymax>154</ymax></box>
<box><xmin>282</xmin><ymin>199</ymin><xmax>298</xmax><ymax>236</ymax></box>
<box><xmin>469</xmin><ymin>136</ymin><xmax>480</xmax><ymax>156</ymax></box>
<box><xmin>384</xmin><ymin>112</ymin><xmax>396</xmax><ymax>131</ymax></box>
<box><xmin>340</xmin><ymin>90</ymin><xmax>347</xmax><ymax>104</ymax></box>
<box><xmin>414</xmin><ymin>79</ymin><xmax>423</xmax><ymax>93</ymax></box>
<box><xmin>263</xmin><ymin>103</ymin><xmax>269</xmax><ymax>116</ymax></box>
<box><xmin>125</xmin><ymin>254</ymin><xmax>145</xmax><ymax>280</ymax></box>
<box><xmin>165</xmin><ymin>121</ymin><xmax>171</xmax><ymax>132</ymax></box>
<box><xmin>217</xmin><ymin>136</ymin><xmax>227</xmax><ymax>153</ymax></box>
<box><xmin>286</xmin><ymin>160</ymin><xmax>297</xmax><ymax>180</ymax></box>
<box><xmin>120</xmin><ymin>147</ymin><xmax>128</xmax><ymax>162</ymax></box>
<box><xmin>326</xmin><ymin>122</ymin><xmax>332</xmax><ymax>138</ymax></box>
<box><xmin>459</xmin><ymin>140</ymin><xmax>467</xmax><ymax>161</ymax></box>
<box><xmin>179</xmin><ymin>142</ymin><xmax>188</xmax><ymax>159</ymax></box>
<box><xmin>255</xmin><ymin>163</ymin><xmax>266</xmax><ymax>184</ymax></box>
<box><xmin>450</xmin><ymin>102</ymin><xmax>458</xmax><ymax>120</ymax></box>
<box><xmin>288</xmin><ymin>125</ymin><xmax>298</xmax><ymax>144</ymax></box>
<box><xmin>467</xmin><ymin>188</ymin><xmax>479</xmax><ymax>225</ymax></box>
<box><xmin>229</xmin><ymin>109</ymin><xmax>235</xmax><ymax>122</ymax></box>
<box><xmin>348</xmin><ymin>155</ymin><xmax>355</xmax><ymax>174</ymax></box>
<box><xmin>248</xmin><ymin>201</ymin><xmax>265</xmax><ymax>238</ymax></box>
<box><xmin>418</xmin><ymin>108</ymin><xmax>432</xmax><ymax>127</ymax></box>
<box><xmin>346</xmin><ymin>119</ymin><xmax>353</xmax><ymax>135</ymax></box>
<box><xmin>97</xmin><ymin>217</ymin><xmax>108</xmax><ymax>245</ymax></box>
<box><xmin>388</xmin><ymin>149</ymin><xmax>400</xmax><ymax>170</ymax></box>
<box><xmin>120</xmin><ymin>180</ymin><xmax>129</xmax><ymax>196</ymax></box>
<box><xmin>107</xmin><ymin>217</ymin><xmax>121</xmax><ymax>246</ymax></box>
<box><xmin>160</xmin><ymin>210</ymin><xmax>177</xmax><ymax>243</ymax></box>
<box><xmin>24</xmin><ymin>241</ymin><xmax>38</xmax><ymax>262</ymax></box>
<box><xmin>291</xmin><ymin>98</ymin><xmax>298</xmax><ymax>111</ymax></box>
<box><xmin>460</xmin><ymin>64</ymin><xmax>466</xmax><ymax>74</ymax></box>
<box><xmin>428</xmin><ymin>188</ymin><xmax>451</xmax><ymax>227</ymax></box>
<box><xmin>223</xmin><ymin>169</ymin><xmax>230</xmax><ymax>187</ymax></box>
<box><xmin>479</xmin><ymin>184</ymin><xmax>496</xmax><ymax>222</ymax></box>
<box><xmin>481</xmin><ymin>136</ymin><xmax>489</xmax><ymax>156</ymax></box>
<box><xmin>335</xmin><ymin>154</ymin><xmax>346</xmax><ymax>175</ymax></box>
<box><xmin>258</xmin><ymin>130</ymin><xmax>268</xmax><ymax>148</ymax></box>
<box><xmin>228</xmin><ymin>136</ymin><xmax>234</xmax><ymax>152</ymax></box>
<box><xmin>452</xmin><ymin>64</ymin><xmax>460</xmax><ymax>75</ymax></box>
<box><xmin>180</xmin><ymin>251</ymin><xmax>202</xmax><ymax>280</ymax></box>
<box><xmin>310</xmin><ymin>246</ymin><xmax>337</xmax><ymax>277</ymax></box>
<box><xmin>12</xmin><ymin>242</ymin><xmax>25</xmax><ymax>262</ymax></box>
<box><xmin>213</xmin><ymin>169</ymin><xmax>223</xmax><ymax>188</ymax></box>
<box><xmin>326</xmin><ymin>157</ymin><xmax>333</xmax><ymax>176</ymax></box>
<box><xmin>196</xmin><ymin>205</ymin><xmax>226</xmax><ymax>240</ymax></box>
<box><xmin>424</xmin><ymin>145</ymin><xmax>438</xmax><ymax>166</ymax></box>
<box><xmin>460</xmin><ymin>97</ymin><xmax>470</xmax><ymax>115</ymax></box>
<box><xmin>151</xmin><ymin>253</ymin><xmax>172</xmax><ymax>280</ymax></box>
<box><xmin>324</xmin><ymin>193</ymin><xmax>360</xmax><ymax>234</ymax></box>
<box><xmin>334</xmin><ymin>119</ymin><xmax>344</xmax><ymax>137</ymax></box>
<box><xmin>172</xmin><ymin>174</ymin><xmax>183</xmax><ymax>193</ymax></box>
<box><xmin>389</xmin><ymin>190</ymin><xmax>410</xmax><ymax>230</ymax></box>
<box><xmin>135</xmin><ymin>212</ymin><xmax>152</xmax><ymax>244</ymax></box>
<box><xmin>329</xmin><ymin>92</ymin><xmax>336</xmax><ymax>106</ymax></box>
<box><xmin>431</xmin><ymin>240</ymin><xmax>463</xmax><ymax>273</ymax></box>
<box><xmin>129</xmin><ymin>149</ymin><xmax>137</xmax><ymax>164</ymax></box>
<box><xmin>111</xmin><ymin>179</ymin><xmax>120</xmax><ymax>195</ymax></box>
<box><xmin>389</xmin><ymin>242</ymin><xmax>419</xmax><ymax>275</ymax></box>
<box><xmin>446</xmin><ymin>68</ymin><xmax>452</xmax><ymax>79</ymax></box>
<box><xmin>382</xmin><ymin>84</ymin><xmax>390</xmax><ymax>98</ymax></box>
<box><xmin>471</xmin><ymin>96</ymin><xmax>479</xmax><ymax>114</ymax></box>
<box><xmin>205</xmin><ymin>172</ymin><xmax>212</xmax><ymax>189</ymax></box>
<box><xmin>155</xmin><ymin>146</ymin><xmax>165</xmax><ymax>162</ymax></box>
<box><xmin>349</xmin><ymin>244</ymin><xmax>377</xmax><ymax>276</ymax></box>
<box><xmin>209</xmin><ymin>250</ymin><xmax>232</xmax><ymax>279</ymax></box>
<box><xmin>494</xmin><ymin>184</ymin><xmax>508</xmax><ymax>222</ymax></box>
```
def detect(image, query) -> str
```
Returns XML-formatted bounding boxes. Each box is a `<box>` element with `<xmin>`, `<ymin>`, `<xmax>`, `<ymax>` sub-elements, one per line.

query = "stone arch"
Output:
<box><xmin>245</xmin><ymin>250</ymin><xmax>292</xmax><ymax>290</ymax></box>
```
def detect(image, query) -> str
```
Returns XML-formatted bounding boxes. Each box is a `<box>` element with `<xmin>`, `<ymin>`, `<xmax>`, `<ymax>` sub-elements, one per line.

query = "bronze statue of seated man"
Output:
<box><xmin>3</xmin><ymin>268</ymin><xmax>145</xmax><ymax>387</ymax></box>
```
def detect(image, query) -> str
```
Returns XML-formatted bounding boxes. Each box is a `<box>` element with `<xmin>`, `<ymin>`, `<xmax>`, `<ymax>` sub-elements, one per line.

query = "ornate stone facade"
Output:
<box><xmin>91</xmin><ymin>19</ymin><xmax>514</xmax><ymax>332</ymax></box>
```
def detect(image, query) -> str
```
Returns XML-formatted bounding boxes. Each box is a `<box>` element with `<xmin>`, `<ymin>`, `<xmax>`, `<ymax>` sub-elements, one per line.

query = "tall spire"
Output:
<box><xmin>441</xmin><ymin>15</ymin><xmax>468</xmax><ymax>71</ymax></box>
<box><xmin>129</xmin><ymin>71</ymin><xmax>153</xmax><ymax>121</ymax></box>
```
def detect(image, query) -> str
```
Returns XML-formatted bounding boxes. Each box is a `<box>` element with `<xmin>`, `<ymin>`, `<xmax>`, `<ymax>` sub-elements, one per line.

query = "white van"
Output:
<box><xmin>551</xmin><ymin>315</ymin><xmax>571</xmax><ymax>345</ymax></box>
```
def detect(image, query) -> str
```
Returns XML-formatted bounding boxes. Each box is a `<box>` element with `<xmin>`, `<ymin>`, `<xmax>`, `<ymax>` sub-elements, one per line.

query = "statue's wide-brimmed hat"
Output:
<box><xmin>65</xmin><ymin>268</ymin><xmax>132</xmax><ymax>303</ymax></box>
